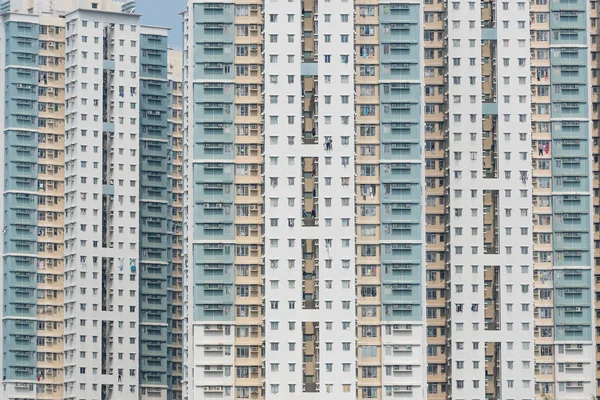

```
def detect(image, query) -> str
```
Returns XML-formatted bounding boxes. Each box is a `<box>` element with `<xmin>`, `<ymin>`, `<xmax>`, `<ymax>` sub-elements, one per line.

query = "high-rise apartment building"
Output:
<box><xmin>1</xmin><ymin>0</ymin><xmax>598</xmax><ymax>399</ymax></box>
<box><xmin>0</xmin><ymin>1</ymin><xmax>183</xmax><ymax>400</ymax></box>
<box><xmin>183</xmin><ymin>0</ymin><xmax>599</xmax><ymax>400</ymax></box>
<box><xmin>183</xmin><ymin>0</ymin><xmax>427</xmax><ymax>398</ymax></box>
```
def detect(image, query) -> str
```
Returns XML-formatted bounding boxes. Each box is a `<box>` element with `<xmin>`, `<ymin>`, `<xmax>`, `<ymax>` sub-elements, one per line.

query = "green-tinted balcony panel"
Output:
<box><xmin>193</xmin><ymin>261</ymin><xmax>235</xmax><ymax>283</ymax></box>
<box><xmin>141</xmin><ymin>279</ymin><xmax>167</xmax><ymax>296</ymax></box>
<box><xmin>141</xmin><ymin>341</ymin><xmax>167</xmax><ymax>358</ymax></box>
<box><xmin>194</xmin><ymin>223</ymin><xmax>233</xmax><ymax>241</ymax></box>
<box><xmin>552</xmin><ymin>195</ymin><xmax>589</xmax><ymax>213</ymax></box>
<box><xmin>140</xmin><ymin>48</ymin><xmax>167</xmax><ymax>65</ymax></box>
<box><xmin>6</xmin><ymin>99</ymin><xmax>38</xmax><ymax>117</ymax></box>
<box><xmin>193</xmin><ymin>23</ymin><xmax>234</xmax><ymax>44</ymax></box>
<box><xmin>194</xmin><ymin>83</ymin><xmax>234</xmax><ymax>104</ymax></box>
<box><xmin>7</xmin><ymin>83</ymin><xmax>38</xmax><ymax>101</ymax></box>
<box><xmin>4</xmin><ymin>332</ymin><xmax>36</xmax><ymax>352</ymax></box>
<box><xmin>194</xmin><ymin>62</ymin><xmax>235</xmax><ymax>80</ymax></box>
<box><xmin>141</xmin><ymin>140</ymin><xmax>169</xmax><ymax>157</ymax></box>
<box><xmin>380</xmin><ymin>163</ymin><xmax>421</xmax><ymax>181</ymax></box>
<box><xmin>141</xmin><ymin>325</ymin><xmax>168</xmax><ymax>342</ymax></box>
<box><xmin>553</xmin><ymin>250</ymin><xmax>590</xmax><ymax>267</ymax></box>
<box><xmin>141</xmin><ymin>310</ymin><xmax>168</xmax><ymax>324</ymax></box>
<box><xmin>193</xmin><ymin>163</ymin><xmax>234</xmax><ymax>183</ymax></box>
<box><xmin>4</xmin><ymin>270</ymin><xmax>36</xmax><ymax>289</ymax></box>
<box><xmin>379</xmin><ymin>62</ymin><xmax>419</xmax><ymax>80</ymax></box>
<box><xmin>5</xmin><ymin>224</ymin><xmax>37</xmax><ymax>242</ymax></box>
<box><xmin>194</xmin><ymin>285</ymin><xmax>234</xmax><ymax>304</ymax></box>
<box><xmin>194</xmin><ymin>101</ymin><xmax>234</xmax><ymax>122</ymax></box>
<box><xmin>140</xmin><ymin>217</ymin><xmax>168</xmax><ymax>234</ymax></box>
<box><xmin>140</xmin><ymin>263</ymin><xmax>168</xmax><ymax>280</ymax></box>
<box><xmin>141</xmin><ymin>94</ymin><xmax>167</xmax><ymax>111</ymax></box>
<box><xmin>551</xmin><ymin>102</ymin><xmax>588</xmax><ymax>119</ymax></box>
<box><xmin>4</xmin><ymin>209</ymin><xmax>37</xmax><ymax>226</ymax></box>
<box><xmin>193</xmin><ymin>142</ymin><xmax>234</xmax><ymax>159</ymax></box>
<box><xmin>4</xmin><ymin>319</ymin><xmax>36</xmax><ymax>336</ymax></box>
<box><xmin>193</xmin><ymin>3</ymin><xmax>234</xmax><ymax>23</ymax></box>
<box><xmin>4</xmin><ymin>238</ymin><xmax>36</xmax><ymax>254</ymax></box>
<box><xmin>550</xmin><ymin>0</ymin><xmax>586</xmax><ymax>10</ymax></box>
<box><xmin>193</xmin><ymin>303</ymin><xmax>234</xmax><ymax>321</ymax></box>
<box><xmin>5</xmin><ymin>162</ymin><xmax>37</xmax><ymax>180</ymax></box>
<box><xmin>4</xmin><ymin>286</ymin><xmax>36</xmax><ymax>305</ymax></box>
<box><xmin>553</xmin><ymin>176</ymin><xmax>589</xmax><ymax>192</ymax></box>
<box><xmin>5</xmin><ymin>177</ymin><xmax>37</xmax><ymax>192</ymax></box>
<box><xmin>140</xmin><ymin>202</ymin><xmax>168</xmax><ymax>218</ymax></box>
<box><xmin>193</xmin><ymin>203</ymin><xmax>234</xmax><ymax>226</ymax></box>
<box><xmin>381</xmin><ymin>202</ymin><xmax>422</xmax><ymax>224</ymax></box>
<box><xmin>103</xmin><ymin>59</ymin><xmax>115</xmax><ymax>70</ymax></box>
<box><xmin>141</xmin><ymin>372</ymin><xmax>167</xmax><ymax>386</ymax></box>
<box><xmin>381</xmin><ymin>222</ymin><xmax>421</xmax><ymax>241</ymax></box>
<box><xmin>194</xmin><ymin>123</ymin><xmax>235</xmax><ymax>142</ymax></box>
<box><xmin>141</xmin><ymin>294</ymin><xmax>168</xmax><ymax>311</ymax></box>
<box><xmin>553</xmin><ymin>212</ymin><xmax>589</xmax><ymax>231</ymax></box>
<box><xmin>141</xmin><ymin>154</ymin><xmax>168</xmax><ymax>173</ymax></box>
<box><xmin>379</xmin><ymin>142</ymin><xmax>420</xmax><ymax>160</ymax></box>
<box><xmin>381</xmin><ymin>262</ymin><xmax>423</xmax><ymax>283</ymax></box>
<box><xmin>6</xmin><ymin>22</ymin><xmax>39</xmax><ymax>38</ymax></box>
<box><xmin>554</xmin><ymin>324</ymin><xmax>591</xmax><ymax>341</ymax></box>
<box><xmin>141</xmin><ymin>357</ymin><xmax>168</xmax><ymax>373</ymax></box>
<box><xmin>381</xmin><ymin>182</ymin><xmax>420</xmax><ymax>200</ymax></box>
<box><xmin>550</xmin><ymin>11</ymin><xmax>587</xmax><ymax>29</ymax></box>
<box><xmin>6</xmin><ymin>36</ymin><xmax>38</xmax><ymax>53</ymax></box>
<box><xmin>5</xmin><ymin>145</ymin><xmax>37</xmax><ymax>163</ymax></box>
<box><xmin>5</xmin><ymin>303</ymin><xmax>36</xmax><ymax>318</ymax></box>
<box><xmin>140</xmin><ymin>187</ymin><xmax>168</xmax><ymax>202</ymax></box>
<box><xmin>550</xmin><ymin>66</ymin><xmax>587</xmax><ymax>84</ymax></box>
<box><xmin>193</xmin><ymin>183</ymin><xmax>234</xmax><ymax>203</ymax></box>
<box><xmin>552</xmin><ymin>157</ymin><xmax>588</xmax><ymax>177</ymax></box>
<box><xmin>381</xmin><ymin>284</ymin><xmax>421</xmax><ymax>303</ymax></box>
<box><xmin>554</xmin><ymin>307</ymin><xmax>591</xmax><ymax>325</ymax></box>
<box><xmin>198</xmin><ymin>43</ymin><xmax>232</xmax><ymax>60</ymax></box>
<box><xmin>194</xmin><ymin>244</ymin><xmax>234</xmax><ymax>264</ymax></box>
<box><xmin>5</xmin><ymin>52</ymin><xmax>37</xmax><ymax>67</ymax></box>
<box><xmin>378</xmin><ymin>4</ymin><xmax>420</xmax><ymax>24</ymax></box>
<box><xmin>6</xmin><ymin>68</ymin><xmax>38</xmax><ymax>85</ymax></box>
<box><xmin>380</xmin><ymin>102</ymin><xmax>420</xmax><ymax>123</ymax></box>
<box><xmin>140</xmin><ymin>80</ymin><xmax>168</xmax><ymax>96</ymax></box>
<box><xmin>141</xmin><ymin>125</ymin><xmax>168</xmax><ymax>140</ymax></box>
<box><xmin>141</xmin><ymin>34</ymin><xmax>168</xmax><ymax>51</ymax></box>
<box><xmin>552</xmin><ymin>233</ymin><xmax>590</xmax><ymax>252</ymax></box>
<box><xmin>552</xmin><ymin>138</ymin><xmax>588</xmax><ymax>158</ymax></box>
<box><xmin>379</xmin><ymin>43</ymin><xmax>419</xmax><ymax>64</ymax></box>
<box><xmin>3</xmin><ymin>255</ymin><xmax>36</xmax><ymax>273</ymax></box>
<box><xmin>379</xmin><ymin>82</ymin><xmax>419</xmax><ymax>102</ymax></box>
<box><xmin>554</xmin><ymin>269</ymin><xmax>591</xmax><ymax>288</ymax></box>
<box><xmin>4</xmin><ymin>366</ymin><xmax>36</xmax><ymax>381</ymax></box>
<box><xmin>5</xmin><ymin>129</ymin><xmax>36</xmax><ymax>146</ymax></box>
<box><xmin>141</xmin><ymin>172</ymin><xmax>168</xmax><ymax>188</ymax></box>
<box><xmin>380</xmin><ymin>243</ymin><xmax>422</xmax><ymax>263</ymax></box>
<box><xmin>140</xmin><ymin>64</ymin><xmax>167</xmax><ymax>81</ymax></box>
<box><xmin>5</xmin><ymin>192</ymin><xmax>37</xmax><ymax>210</ymax></box>
<box><xmin>551</xmin><ymin>47</ymin><xmax>587</xmax><ymax>66</ymax></box>
<box><xmin>140</xmin><ymin>247</ymin><xmax>168</xmax><ymax>263</ymax></box>
<box><xmin>5</xmin><ymin>347</ymin><xmax>37</xmax><ymax>367</ymax></box>
<box><xmin>5</xmin><ymin>115</ymin><xmax>37</xmax><ymax>129</ymax></box>
<box><xmin>141</xmin><ymin>233</ymin><xmax>168</xmax><ymax>249</ymax></box>
<box><xmin>381</xmin><ymin>303</ymin><xmax>422</xmax><ymax>322</ymax></box>
<box><xmin>141</xmin><ymin>111</ymin><xmax>168</xmax><ymax>127</ymax></box>
<box><xmin>553</xmin><ymin>286</ymin><xmax>590</xmax><ymax>306</ymax></box>
<box><xmin>550</xmin><ymin>29</ymin><xmax>586</xmax><ymax>46</ymax></box>
<box><xmin>380</xmin><ymin>122</ymin><xmax>420</xmax><ymax>142</ymax></box>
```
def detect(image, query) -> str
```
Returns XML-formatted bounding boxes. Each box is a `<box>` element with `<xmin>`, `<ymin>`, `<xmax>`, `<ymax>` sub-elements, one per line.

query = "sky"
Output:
<box><xmin>136</xmin><ymin>0</ymin><xmax>186</xmax><ymax>48</ymax></box>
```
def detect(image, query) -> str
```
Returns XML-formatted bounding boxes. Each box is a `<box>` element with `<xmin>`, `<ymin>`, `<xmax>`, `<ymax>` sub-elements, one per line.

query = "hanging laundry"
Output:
<box><xmin>545</xmin><ymin>142</ymin><xmax>549</xmax><ymax>154</ymax></box>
